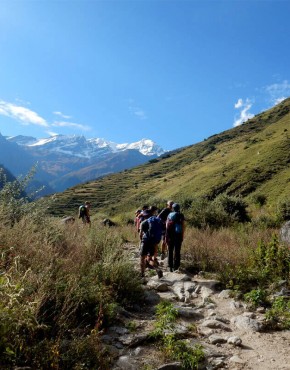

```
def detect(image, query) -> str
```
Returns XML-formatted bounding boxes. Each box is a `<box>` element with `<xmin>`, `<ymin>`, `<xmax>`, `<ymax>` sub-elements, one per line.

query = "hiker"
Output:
<box><xmin>157</xmin><ymin>200</ymin><xmax>174</xmax><ymax>259</ymax></box>
<box><xmin>165</xmin><ymin>203</ymin><xmax>185</xmax><ymax>272</ymax></box>
<box><xmin>135</xmin><ymin>204</ymin><xmax>149</xmax><ymax>233</ymax></box>
<box><xmin>79</xmin><ymin>201</ymin><xmax>91</xmax><ymax>226</ymax></box>
<box><xmin>139</xmin><ymin>206</ymin><xmax>163</xmax><ymax>278</ymax></box>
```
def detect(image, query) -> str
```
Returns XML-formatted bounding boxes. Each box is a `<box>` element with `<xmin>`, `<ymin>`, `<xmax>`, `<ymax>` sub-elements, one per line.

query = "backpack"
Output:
<box><xmin>79</xmin><ymin>205</ymin><xmax>86</xmax><ymax>218</ymax></box>
<box><xmin>167</xmin><ymin>212</ymin><xmax>183</xmax><ymax>234</ymax></box>
<box><xmin>146</xmin><ymin>216</ymin><xmax>163</xmax><ymax>244</ymax></box>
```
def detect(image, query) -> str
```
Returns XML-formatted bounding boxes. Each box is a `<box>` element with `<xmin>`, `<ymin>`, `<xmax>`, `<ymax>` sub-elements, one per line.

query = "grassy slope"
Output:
<box><xmin>47</xmin><ymin>98</ymin><xmax>290</xmax><ymax>219</ymax></box>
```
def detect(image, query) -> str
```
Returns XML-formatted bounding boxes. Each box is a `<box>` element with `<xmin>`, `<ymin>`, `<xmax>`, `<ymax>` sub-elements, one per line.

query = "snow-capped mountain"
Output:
<box><xmin>3</xmin><ymin>134</ymin><xmax>166</xmax><ymax>193</ymax></box>
<box><xmin>8</xmin><ymin>135</ymin><xmax>165</xmax><ymax>159</ymax></box>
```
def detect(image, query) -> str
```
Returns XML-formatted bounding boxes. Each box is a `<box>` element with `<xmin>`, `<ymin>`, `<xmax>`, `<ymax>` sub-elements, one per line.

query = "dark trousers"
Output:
<box><xmin>167</xmin><ymin>237</ymin><xmax>182</xmax><ymax>270</ymax></box>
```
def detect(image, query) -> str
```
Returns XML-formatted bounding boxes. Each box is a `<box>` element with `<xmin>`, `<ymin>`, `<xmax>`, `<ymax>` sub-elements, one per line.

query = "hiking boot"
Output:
<box><xmin>157</xmin><ymin>269</ymin><xmax>163</xmax><ymax>279</ymax></box>
<box><xmin>153</xmin><ymin>258</ymin><xmax>159</xmax><ymax>267</ymax></box>
<box><xmin>145</xmin><ymin>260</ymin><xmax>154</xmax><ymax>269</ymax></box>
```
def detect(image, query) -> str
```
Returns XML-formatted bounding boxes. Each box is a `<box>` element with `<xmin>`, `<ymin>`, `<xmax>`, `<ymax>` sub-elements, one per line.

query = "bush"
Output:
<box><xmin>251</xmin><ymin>193</ymin><xmax>267</xmax><ymax>207</ymax></box>
<box><xmin>214</xmin><ymin>194</ymin><xmax>250</xmax><ymax>223</ymax></box>
<box><xmin>276</xmin><ymin>198</ymin><xmax>290</xmax><ymax>222</ymax></box>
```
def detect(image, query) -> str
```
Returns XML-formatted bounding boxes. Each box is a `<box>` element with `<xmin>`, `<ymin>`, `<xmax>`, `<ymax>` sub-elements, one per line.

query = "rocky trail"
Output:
<box><xmin>101</xmin><ymin>244</ymin><xmax>290</xmax><ymax>370</ymax></box>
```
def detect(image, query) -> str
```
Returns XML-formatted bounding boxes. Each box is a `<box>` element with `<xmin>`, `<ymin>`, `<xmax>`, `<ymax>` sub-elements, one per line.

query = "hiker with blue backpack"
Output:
<box><xmin>139</xmin><ymin>206</ymin><xmax>163</xmax><ymax>278</ymax></box>
<box><xmin>165</xmin><ymin>203</ymin><xmax>185</xmax><ymax>272</ymax></box>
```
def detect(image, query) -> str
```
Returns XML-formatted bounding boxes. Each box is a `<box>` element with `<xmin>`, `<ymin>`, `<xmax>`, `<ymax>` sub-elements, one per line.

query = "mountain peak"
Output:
<box><xmin>6</xmin><ymin>134</ymin><xmax>166</xmax><ymax>159</ymax></box>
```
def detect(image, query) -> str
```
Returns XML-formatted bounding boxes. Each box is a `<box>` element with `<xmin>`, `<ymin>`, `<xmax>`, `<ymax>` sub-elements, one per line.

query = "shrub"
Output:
<box><xmin>265</xmin><ymin>297</ymin><xmax>290</xmax><ymax>330</ymax></box>
<box><xmin>251</xmin><ymin>193</ymin><xmax>267</xmax><ymax>207</ymax></box>
<box><xmin>151</xmin><ymin>301</ymin><xmax>204</xmax><ymax>370</ymax></box>
<box><xmin>214</xmin><ymin>194</ymin><xmax>250</xmax><ymax>223</ymax></box>
<box><xmin>276</xmin><ymin>198</ymin><xmax>290</xmax><ymax>222</ymax></box>
<box><xmin>244</xmin><ymin>288</ymin><xmax>268</xmax><ymax>308</ymax></box>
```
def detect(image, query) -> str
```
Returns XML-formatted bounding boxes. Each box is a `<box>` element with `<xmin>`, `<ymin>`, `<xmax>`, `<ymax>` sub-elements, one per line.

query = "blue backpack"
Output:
<box><xmin>167</xmin><ymin>212</ymin><xmax>183</xmax><ymax>234</ymax></box>
<box><xmin>146</xmin><ymin>216</ymin><xmax>163</xmax><ymax>244</ymax></box>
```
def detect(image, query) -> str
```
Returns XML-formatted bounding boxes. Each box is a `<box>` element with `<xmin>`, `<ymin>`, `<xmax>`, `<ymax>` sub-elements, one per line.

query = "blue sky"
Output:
<box><xmin>0</xmin><ymin>0</ymin><xmax>290</xmax><ymax>151</ymax></box>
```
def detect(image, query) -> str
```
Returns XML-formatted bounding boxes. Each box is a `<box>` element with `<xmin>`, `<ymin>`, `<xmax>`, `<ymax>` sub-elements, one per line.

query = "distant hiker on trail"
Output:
<box><xmin>158</xmin><ymin>200</ymin><xmax>174</xmax><ymax>260</ymax></box>
<box><xmin>165</xmin><ymin>203</ymin><xmax>185</xmax><ymax>272</ymax></box>
<box><xmin>79</xmin><ymin>201</ymin><xmax>91</xmax><ymax>226</ymax></box>
<box><xmin>139</xmin><ymin>206</ymin><xmax>163</xmax><ymax>279</ymax></box>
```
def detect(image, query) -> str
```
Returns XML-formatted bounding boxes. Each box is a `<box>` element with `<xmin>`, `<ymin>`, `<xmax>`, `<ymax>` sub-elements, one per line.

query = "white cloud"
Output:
<box><xmin>52</xmin><ymin>121</ymin><xmax>91</xmax><ymax>131</ymax></box>
<box><xmin>53</xmin><ymin>111</ymin><xmax>72</xmax><ymax>119</ymax></box>
<box><xmin>128</xmin><ymin>100</ymin><xmax>147</xmax><ymax>120</ymax></box>
<box><xmin>265</xmin><ymin>80</ymin><xmax>290</xmax><ymax>105</ymax></box>
<box><xmin>234</xmin><ymin>98</ymin><xmax>243</xmax><ymax>109</ymax></box>
<box><xmin>133</xmin><ymin>109</ymin><xmax>147</xmax><ymax>120</ymax></box>
<box><xmin>0</xmin><ymin>100</ymin><xmax>48</xmax><ymax>127</ymax></box>
<box><xmin>233</xmin><ymin>98</ymin><xmax>254</xmax><ymax>127</ymax></box>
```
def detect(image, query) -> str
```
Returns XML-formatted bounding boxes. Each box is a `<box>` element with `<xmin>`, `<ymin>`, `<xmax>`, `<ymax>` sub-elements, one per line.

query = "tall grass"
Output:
<box><xmin>0</xmin><ymin>217</ymin><xmax>143</xmax><ymax>369</ymax></box>
<box><xmin>183</xmin><ymin>225</ymin><xmax>290</xmax><ymax>292</ymax></box>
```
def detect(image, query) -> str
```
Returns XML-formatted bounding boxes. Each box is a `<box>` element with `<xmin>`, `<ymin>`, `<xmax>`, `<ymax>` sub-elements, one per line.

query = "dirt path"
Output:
<box><xmin>107</xmin><ymin>244</ymin><xmax>290</xmax><ymax>369</ymax></box>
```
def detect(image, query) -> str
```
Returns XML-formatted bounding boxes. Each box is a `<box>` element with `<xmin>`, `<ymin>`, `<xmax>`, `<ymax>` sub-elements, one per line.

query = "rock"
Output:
<box><xmin>229</xmin><ymin>355</ymin><xmax>245</xmax><ymax>364</ymax></box>
<box><xmin>205</xmin><ymin>303</ymin><xmax>216</xmax><ymax>309</ymax></box>
<box><xmin>193</xmin><ymin>279</ymin><xmax>222</xmax><ymax>291</ymax></box>
<box><xmin>198</xmin><ymin>327</ymin><xmax>215</xmax><ymax>336</ymax></box>
<box><xmin>200</xmin><ymin>286</ymin><xmax>214</xmax><ymax>299</ymax></box>
<box><xmin>133</xmin><ymin>346</ymin><xmax>145</xmax><ymax>356</ymax></box>
<box><xmin>184</xmin><ymin>281</ymin><xmax>197</xmax><ymax>293</ymax></box>
<box><xmin>111</xmin><ymin>326</ymin><xmax>130</xmax><ymax>335</ymax></box>
<box><xmin>143</xmin><ymin>290</ymin><xmax>161</xmax><ymax>305</ymax></box>
<box><xmin>229</xmin><ymin>300</ymin><xmax>244</xmax><ymax>310</ymax></box>
<box><xmin>207</xmin><ymin>357</ymin><xmax>226</xmax><ymax>368</ymax></box>
<box><xmin>231</xmin><ymin>315</ymin><xmax>263</xmax><ymax>332</ymax></box>
<box><xmin>243</xmin><ymin>311</ymin><xmax>256</xmax><ymax>318</ymax></box>
<box><xmin>156</xmin><ymin>283</ymin><xmax>170</xmax><ymax>292</ymax></box>
<box><xmin>208</xmin><ymin>334</ymin><xmax>227</xmax><ymax>344</ymax></box>
<box><xmin>115</xmin><ymin>355</ymin><xmax>137</xmax><ymax>370</ymax></box>
<box><xmin>172</xmin><ymin>282</ymin><xmax>186</xmax><ymax>301</ymax></box>
<box><xmin>118</xmin><ymin>333</ymin><xmax>148</xmax><ymax>347</ymax></box>
<box><xmin>61</xmin><ymin>216</ymin><xmax>75</xmax><ymax>224</ymax></box>
<box><xmin>210</xmin><ymin>316</ymin><xmax>230</xmax><ymax>324</ymax></box>
<box><xmin>158</xmin><ymin>291</ymin><xmax>179</xmax><ymax>301</ymax></box>
<box><xmin>176</xmin><ymin>306</ymin><xmax>204</xmax><ymax>319</ymax></box>
<box><xmin>200</xmin><ymin>319</ymin><xmax>232</xmax><ymax>332</ymax></box>
<box><xmin>280</xmin><ymin>220</ymin><xmax>290</xmax><ymax>244</ymax></box>
<box><xmin>218</xmin><ymin>289</ymin><xmax>232</xmax><ymax>299</ymax></box>
<box><xmin>147</xmin><ymin>280</ymin><xmax>169</xmax><ymax>292</ymax></box>
<box><xmin>227</xmin><ymin>336</ymin><xmax>242</xmax><ymax>346</ymax></box>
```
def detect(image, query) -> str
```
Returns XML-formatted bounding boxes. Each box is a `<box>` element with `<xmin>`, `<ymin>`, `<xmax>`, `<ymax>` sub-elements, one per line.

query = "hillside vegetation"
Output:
<box><xmin>47</xmin><ymin>97</ymin><xmax>290</xmax><ymax>221</ymax></box>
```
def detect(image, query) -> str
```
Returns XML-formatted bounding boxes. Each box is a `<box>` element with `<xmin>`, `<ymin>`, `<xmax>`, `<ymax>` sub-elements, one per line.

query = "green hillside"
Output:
<box><xmin>47</xmin><ymin>97</ymin><xmax>290</xmax><ymax>219</ymax></box>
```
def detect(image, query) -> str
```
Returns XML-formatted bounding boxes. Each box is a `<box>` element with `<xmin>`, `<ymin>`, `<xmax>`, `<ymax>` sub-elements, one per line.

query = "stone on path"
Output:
<box><xmin>227</xmin><ymin>336</ymin><xmax>242</xmax><ymax>346</ymax></box>
<box><xmin>231</xmin><ymin>315</ymin><xmax>263</xmax><ymax>332</ymax></box>
<box><xmin>200</xmin><ymin>319</ymin><xmax>232</xmax><ymax>332</ymax></box>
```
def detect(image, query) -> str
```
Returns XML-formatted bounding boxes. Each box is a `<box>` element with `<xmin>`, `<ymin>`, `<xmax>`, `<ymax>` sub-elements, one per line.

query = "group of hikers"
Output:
<box><xmin>78</xmin><ymin>199</ymin><xmax>185</xmax><ymax>278</ymax></box>
<box><xmin>135</xmin><ymin>200</ymin><xmax>185</xmax><ymax>278</ymax></box>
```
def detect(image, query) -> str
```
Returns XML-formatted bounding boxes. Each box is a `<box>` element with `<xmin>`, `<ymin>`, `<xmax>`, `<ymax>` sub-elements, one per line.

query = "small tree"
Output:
<box><xmin>0</xmin><ymin>166</ymin><xmax>44</xmax><ymax>226</ymax></box>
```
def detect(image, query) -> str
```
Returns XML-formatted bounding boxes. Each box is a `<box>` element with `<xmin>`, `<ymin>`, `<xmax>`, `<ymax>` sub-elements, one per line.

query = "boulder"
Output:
<box><xmin>280</xmin><ymin>220</ymin><xmax>290</xmax><ymax>244</ymax></box>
